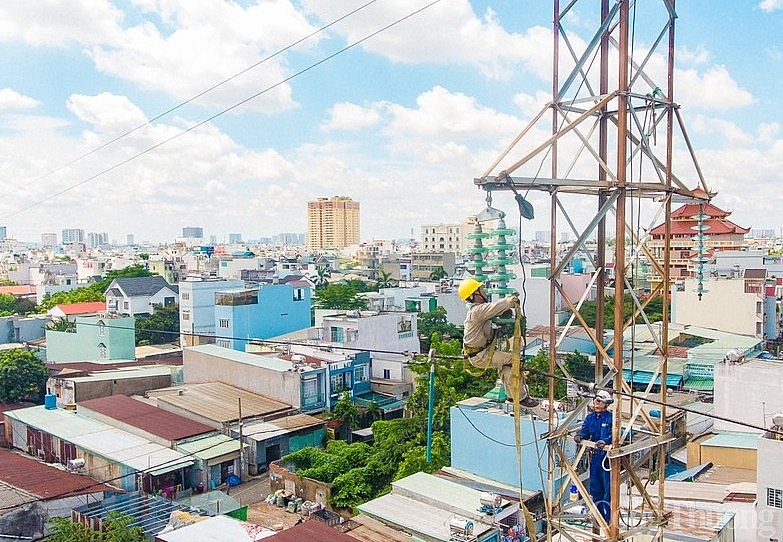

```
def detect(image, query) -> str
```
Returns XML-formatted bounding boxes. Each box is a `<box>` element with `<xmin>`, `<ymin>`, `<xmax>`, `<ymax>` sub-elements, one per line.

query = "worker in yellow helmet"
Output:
<box><xmin>459</xmin><ymin>277</ymin><xmax>538</xmax><ymax>408</ymax></box>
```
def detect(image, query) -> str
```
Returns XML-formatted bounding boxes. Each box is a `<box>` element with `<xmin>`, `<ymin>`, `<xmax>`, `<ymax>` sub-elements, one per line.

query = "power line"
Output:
<box><xmin>19</xmin><ymin>0</ymin><xmax>381</xmax><ymax>193</ymax></box>
<box><xmin>2</xmin><ymin>0</ymin><xmax>444</xmax><ymax>221</ymax></box>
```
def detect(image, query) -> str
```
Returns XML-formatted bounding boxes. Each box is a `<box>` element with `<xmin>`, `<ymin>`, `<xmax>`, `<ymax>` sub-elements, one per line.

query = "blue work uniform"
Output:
<box><xmin>577</xmin><ymin>410</ymin><xmax>612</xmax><ymax>523</ymax></box>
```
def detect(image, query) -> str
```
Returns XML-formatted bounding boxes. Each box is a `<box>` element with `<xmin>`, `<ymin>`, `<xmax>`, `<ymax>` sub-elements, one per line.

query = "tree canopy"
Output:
<box><xmin>576</xmin><ymin>293</ymin><xmax>665</xmax><ymax>328</ymax></box>
<box><xmin>135</xmin><ymin>303</ymin><xmax>180</xmax><ymax>345</ymax></box>
<box><xmin>47</xmin><ymin>512</ymin><xmax>145</xmax><ymax>541</ymax></box>
<box><xmin>39</xmin><ymin>265</ymin><xmax>155</xmax><ymax>311</ymax></box>
<box><xmin>0</xmin><ymin>348</ymin><xmax>48</xmax><ymax>403</ymax></box>
<box><xmin>312</xmin><ymin>284</ymin><xmax>369</xmax><ymax>310</ymax></box>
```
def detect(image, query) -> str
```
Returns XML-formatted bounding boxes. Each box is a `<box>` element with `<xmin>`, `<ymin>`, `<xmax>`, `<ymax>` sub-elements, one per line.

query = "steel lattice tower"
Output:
<box><xmin>474</xmin><ymin>1</ymin><xmax>712</xmax><ymax>540</ymax></box>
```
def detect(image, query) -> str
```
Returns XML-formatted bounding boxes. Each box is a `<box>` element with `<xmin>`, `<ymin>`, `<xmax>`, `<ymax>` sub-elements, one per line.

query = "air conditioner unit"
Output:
<box><xmin>68</xmin><ymin>458</ymin><xmax>85</xmax><ymax>470</ymax></box>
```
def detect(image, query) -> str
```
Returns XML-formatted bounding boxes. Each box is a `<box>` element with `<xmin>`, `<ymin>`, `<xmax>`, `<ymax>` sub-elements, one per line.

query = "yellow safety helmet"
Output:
<box><xmin>458</xmin><ymin>277</ymin><xmax>483</xmax><ymax>301</ymax></box>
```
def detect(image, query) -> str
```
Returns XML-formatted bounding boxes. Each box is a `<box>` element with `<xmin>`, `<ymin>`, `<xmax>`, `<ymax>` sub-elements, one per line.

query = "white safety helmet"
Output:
<box><xmin>595</xmin><ymin>390</ymin><xmax>613</xmax><ymax>405</ymax></box>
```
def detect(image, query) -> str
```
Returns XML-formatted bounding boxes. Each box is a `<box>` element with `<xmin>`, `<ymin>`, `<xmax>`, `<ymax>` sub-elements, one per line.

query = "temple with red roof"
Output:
<box><xmin>647</xmin><ymin>202</ymin><xmax>749</xmax><ymax>283</ymax></box>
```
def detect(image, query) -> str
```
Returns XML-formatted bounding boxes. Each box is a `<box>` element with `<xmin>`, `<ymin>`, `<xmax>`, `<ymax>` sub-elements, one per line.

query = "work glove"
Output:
<box><xmin>573</xmin><ymin>434</ymin><xmax>583</xmax><ymax>444</ymax></box>
<box><xmin>595</xmin><ymin>440</ymin><xmax>606</xmax><ymax>450</ymax></box>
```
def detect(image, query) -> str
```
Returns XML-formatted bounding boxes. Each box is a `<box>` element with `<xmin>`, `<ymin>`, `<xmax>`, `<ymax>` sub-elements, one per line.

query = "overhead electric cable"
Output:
<box><xmin>1</xmin><ymin>0</ymin><xmax>443</xmax><ymax>221</ymax></box>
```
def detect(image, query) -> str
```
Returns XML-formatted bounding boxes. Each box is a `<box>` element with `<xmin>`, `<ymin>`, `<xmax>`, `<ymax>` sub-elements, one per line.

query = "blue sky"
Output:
<box><xmin>0</xmin><ymin>1</ymin><xmax>781</xmax><ymax>244</ymax></box>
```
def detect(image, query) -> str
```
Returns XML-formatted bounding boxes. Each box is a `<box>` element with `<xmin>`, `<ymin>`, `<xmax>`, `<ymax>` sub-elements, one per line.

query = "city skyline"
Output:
<box><xmin>0</xmin><ymin>2</ymin><xmax>781</xmax><ymax>243</ymax></box>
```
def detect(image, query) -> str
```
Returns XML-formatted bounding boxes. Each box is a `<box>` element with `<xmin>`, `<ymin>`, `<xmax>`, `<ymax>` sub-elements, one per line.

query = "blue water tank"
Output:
<box><xmin>572</xmin><ymin>258</ymin><xmax>584</xmax><ymax>274</ymax></box>
<box><xmin>44</xmin><ymin>394</ymin><xmax>57</xmax><ymax>410</ymax></box>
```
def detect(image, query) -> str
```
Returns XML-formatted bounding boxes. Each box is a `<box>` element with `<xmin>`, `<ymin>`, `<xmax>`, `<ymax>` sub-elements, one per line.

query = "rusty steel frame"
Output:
<box><xmin>474</xmin><ymin>1</ymin><xmax>711</xmax><ymax>541</ymax></box>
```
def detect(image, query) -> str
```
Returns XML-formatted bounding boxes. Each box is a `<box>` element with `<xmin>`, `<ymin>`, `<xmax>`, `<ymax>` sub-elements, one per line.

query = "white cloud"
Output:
<box><xmin>66</xmin><ymin>93</ymin><xmax>148</xmax><ymax>133</ymax></box>
<box><xmin>0</xmin><ymin>88</ymin><xmax>39</xmax><ymax>110</ymax></box>
<box><xmin>302</xmin><ymin>0</ymin><xmax>553</xmax><ymax>81</ymax></box>
<box><xmin>758</xmin><ymin>122</ymin><xmax>780</xmax><ymax>144</ymax></box>
<box><xmin>322</xmin><ymin>102</ymin><xmax>381</xmax><ymax>131</ymax></box>
<box><xmin>759</xmin><ymin>0</ymin><xmax>783</xmax><ymax>12</ymax></box>
<box><xmin>675</xmin><ymin>66</ymin><xmax>754</xmax><ymax>111</ymax></box>
<box><xmin>0</xmin><ymin>1</ymin><xmax>124</xmax><ymax>47</ymax></box>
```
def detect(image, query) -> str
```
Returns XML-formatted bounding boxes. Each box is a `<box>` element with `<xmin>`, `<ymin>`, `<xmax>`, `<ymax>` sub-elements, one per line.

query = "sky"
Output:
<box><xmin>0</xmin><ymin>0</ymin><xmax>781</xmax><ymax>245</ymax></box>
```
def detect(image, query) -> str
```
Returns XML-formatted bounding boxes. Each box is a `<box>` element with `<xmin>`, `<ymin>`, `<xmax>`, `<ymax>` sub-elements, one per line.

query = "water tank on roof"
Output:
<box><xmin>449</xmin><ymin>518</ymin><xmax>474</xmax><ymax>536</ymax></box>
<box><xmin>44</xmin><ymin>393</ymin><xmax>57</xmax><ymax>410</ymax></box>
<box><xmin>291</xmin><ymin>354</ymin><xmax>306</xmax><ymax>363</ymax></box>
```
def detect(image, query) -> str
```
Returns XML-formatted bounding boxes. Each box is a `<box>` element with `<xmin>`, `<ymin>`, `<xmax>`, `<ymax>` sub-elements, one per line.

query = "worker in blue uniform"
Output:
<box><xmin>574</xmin><ymin>390</ymin><xmax>613</xmax><ymax>524</ymax></box>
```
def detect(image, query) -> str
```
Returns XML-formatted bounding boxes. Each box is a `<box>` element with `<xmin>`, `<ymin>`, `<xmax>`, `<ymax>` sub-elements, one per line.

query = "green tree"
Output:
<box><xmin>362</xmin><ymin>400</ymin><xmax>382</xmax><ymax>426</ymax></box>
<box><xmin>313</xmin><ymin>284</ymin><xmax>368</xmax><ymax>310</ymax></box>
<box><xmin>0</xmin><ymin>348</ymin><xmax>48</xmax><ymax>403</ymax></box>
<box><xmin>135</xmin><ymin>303</ymin><xmax>180</xmax><ymax>345</ymax></box>
<box><xmin>393</xmin><ymin>431</ymin><xmax>450</xmax><ymax>480</ymax></box>
<box><xmin>428</xmin><ymin>267</ymin><xmax>448</xmax><ymax>281</ymax></box>
<box><xmin>576</xmin><ymin>293</ymin><xmax>665</xmax><ymax>328</ymax></box>
<box><xmin>524</xmin><ymin>348</ymin><xmax>566</xmax><ymax>399</ymax></box>
<box><xmin>315</xmin><ymin>267</ymin><xmax>331</xmax><ymax>291</ymax></box>
<box><xmin>0</xmin><ymin>293</ymin><xmax>17</xmax><ymax>316</ymax></box>
<box><xmin>564</xmin><ymin>350</ymin><xmax>593</xmax><ymax>382</ymax></box>
<box><xmin>374</xmin><ymin>270</ymin><xmax>396</xmax><ymax>290</ymax></box>
<box><xmin>38</xmin><ymin>265</ymin><xmax>156</xmax><ymax>312</ymax></box>
<box><xmin>332</xmin><ymin>392</ymin><xmax>360</xmax><ymax>430</ymax></box>
<box><xmin>47</xmin><ymin>318</ymin><xmax>76</xmax><ymax>332</ymax></box>
<box><xmin>47</xmin><ymin>511</ymin><xmax>145</xmax><ymax>541</ymax></box>
<box><xmin>417</xmin><ymin>307</ymin><xmax>462</xmax><ymax>344</ymax></box>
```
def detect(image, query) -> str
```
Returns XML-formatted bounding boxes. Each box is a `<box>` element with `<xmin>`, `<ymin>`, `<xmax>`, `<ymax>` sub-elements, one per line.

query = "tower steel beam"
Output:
<box><xmin>474</xmin><ymin>1</ymin><xmax>711</xmax><ymax>540</ymax></box>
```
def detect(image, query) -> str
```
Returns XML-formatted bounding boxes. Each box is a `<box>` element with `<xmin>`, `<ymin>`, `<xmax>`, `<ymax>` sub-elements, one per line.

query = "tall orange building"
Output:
<box><xmin>307</xmin><ymin>196</ymin><xmax>360</xmax><ymax>251</ymax></box>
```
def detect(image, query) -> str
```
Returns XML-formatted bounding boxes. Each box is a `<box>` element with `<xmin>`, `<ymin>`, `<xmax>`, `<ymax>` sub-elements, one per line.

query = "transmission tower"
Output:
<box><xmin>474</xmin><ymin>1</ymin><xmax>711</xmax><ymax>540</ymax></box>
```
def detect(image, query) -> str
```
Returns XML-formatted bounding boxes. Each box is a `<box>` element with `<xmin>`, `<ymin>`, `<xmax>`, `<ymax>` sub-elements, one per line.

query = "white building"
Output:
<box><xmin>758</xmin><ymin>415</ymin><xmax>783</xmax><ymax>541</ymax></box>
<box><xmin>714</xmin><ymin>358</ymin><xmax>783</xmax><ymax>434</ymax></box>
<box><xmin>178</xmin><ymin>278</ymin><xmax>244</xmax><ymax>346</ymax></box>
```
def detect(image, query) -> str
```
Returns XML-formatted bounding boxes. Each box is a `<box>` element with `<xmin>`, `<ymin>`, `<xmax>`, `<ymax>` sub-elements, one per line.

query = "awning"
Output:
<box><xmin>624</xmin><ymin>370</ymin><xmax>682</xmax><ymax>387</ymax></box>
<box><xmin>683</xmin><ymin>376</ymin><xmax>714</xmax><ymax>391</ymax></box>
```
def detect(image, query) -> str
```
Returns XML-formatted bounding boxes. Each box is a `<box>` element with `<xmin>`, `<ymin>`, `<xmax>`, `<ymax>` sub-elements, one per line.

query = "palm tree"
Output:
<box><xmin>363</xmin><ymin>400</ymin><xmax>382</xmax><ymax>426</ymax></box>
<box><xmin>375</xmin><ymin>270</ymin><xmax>397</xmax><ymax>289</ymax></box>
<box><xmin>429</xmin><ymin>267</ymin><xmax>448</xmax><ymax>281</ymax></box>
<box><xmin>315</xmin><ymin>266</ymin><xmax>331</xmax><ymax>291</ymax></box>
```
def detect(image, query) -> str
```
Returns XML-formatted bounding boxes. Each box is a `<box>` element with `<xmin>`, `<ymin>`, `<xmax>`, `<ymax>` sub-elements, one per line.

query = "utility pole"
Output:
<box><xmin>475</xmin><ymin>1</ymin><xmax>710</xmax><ymax>540</ymax></box>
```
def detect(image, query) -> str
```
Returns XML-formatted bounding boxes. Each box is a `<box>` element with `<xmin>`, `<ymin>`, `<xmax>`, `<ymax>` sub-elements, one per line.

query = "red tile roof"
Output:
<box><xmin>52</xmin><ymin>301</ymin><xmax>107</xmax><ymax>315</ymax></box>
<box><xmin>649</xmin><ymin>218</ymin><xmax>749</xmax><ymax>236</ymax></box>
<box><xmin>79</xmin><ymin>395</ymin><xmax>214</xmax><ymax>441</ymax></box>
<box><xmin>0</xmin><ymin>285</ymin><xmax>36</xmax><ymax>296</ymax></box>
<box><xmin>0</xmin><ymin>448</ymin><xmax>115</xmax><ymax>499</ymax></box>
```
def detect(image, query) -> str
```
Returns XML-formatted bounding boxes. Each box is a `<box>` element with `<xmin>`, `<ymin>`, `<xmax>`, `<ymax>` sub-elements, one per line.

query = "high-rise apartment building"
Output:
<box><xmin>307</xmin><ymin>196</ymin><xmax>360</xmax><ymax>250</ymax></box>
<box><xmin>87</xmin><ymin>232</ymin><xmax>109</xmax><ymax>248</ymax></box>
<box><xmin>61</xmin><ymin>228</ymin><xmax>85</xmax><ymax>245</ymax></box>
<box><xmin>126</xmin><ymin>234</ymin><xmax>135</xmax><ymax>246</ymax></box>
<box><xmin>228</xmin><ymin>233</ymin><xmax>242</xmax><ymax>244</ymax></box>
<box><xmin>0</xmin><ymin>226</ymin><xmax>6</xmax><ymax>240</ymax></box>
<box><xmin>42</xmin><ymin>233</ymin><xmax>58</xmax><ymax>247</ymax></box>
<box><xmin>182</xmin><ymin>226</ymin><xmax>204</xmax><ymax>238</ymax></box>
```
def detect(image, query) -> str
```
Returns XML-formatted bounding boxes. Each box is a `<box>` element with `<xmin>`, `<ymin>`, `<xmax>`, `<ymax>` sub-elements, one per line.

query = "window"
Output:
<box><xmin>181</xmin><ymin>292</ymin><xmax>190</xmax><ymax>301</ymax></box>
<box><xmin>219</xmin><ymin>319</ymin><xmax>230</xmax><ymax>328</ymax></box>
<box><xmin>302</xmin><ymin>378</ymin><xmax>320</xmax><ymax>407</ymax></box>
<box><xmin>98</xmin><ymin>321</ymin><xmax>106</xmax><ymax>336</ymax></box>
<box><xmin>331</xmin><ymin>372</ymin><xmax>351</xmax><ymax>394</ymax></box>
<box><xmin>293</xmin><ymin>288</ymin><xmax>304</xmax><ymax>301</ymax></box>
<box><xmin>217</xmin><ymin>339</ymin><xmax>231</xmax><ymax>348</ymax></box>
<box><xmin>98</xmin><ymin>343</ymin><xmax>107</xmax><ymax>359</ymax></box>
<box><xmin>383</xmin><ymin>369</ymin><xmax>391</xmax><ymax>379</ymax></box>
<box><xmin>330</xmin><ymin>326</ymin><xmax>344</xmax><ymax>343</ymax></box>
<box><xmin>164</xmin><ymin>296</ymin><xmax>175</xmax><ymax>306</ymax></box>
<box><xmin>354</xmin><ymin>365</ymin><xmax>368</xmax><ymax>383</ymax></box>
<box><xmin>182</xmin><ymin>310</ymin><xmax>190</xmax><ymax>321</ymax></box>
<box><xmin>123</xmin><ymin>301</ymin><xmax>129</xmax><ymax>309</ymax></box>
<box><xmin>768</xmin><ymin>487</ymin><xmax>783</xmax><ymax>508</ymax></box>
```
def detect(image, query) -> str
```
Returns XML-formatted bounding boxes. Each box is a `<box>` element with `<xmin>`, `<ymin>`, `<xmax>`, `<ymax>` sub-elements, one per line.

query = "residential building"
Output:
<box><xmin>182</xmin><ymin>226</ymin><xmax>204</xmax><ymax>238</ymax></box>
<box><xmin>0</xmin><ymin>448</ymin><xmax>116</xmax><ymax>541</ymax></box>
<box><xmin>234</xmin><ymin>413</ymin><xmax>327</xmax><ymax>475</ymax></box>
<box><xmin>104</xmin><ymin>275</ymin><xmax>178</xmax><ymax>316</ymax></box>
<box><xmin>4</xmin><ymin>405</ymin><xmax>194</xmax><ymax>492</ymax></box>
<box><xmin>757</xmin><ymin>415</ymin><xmax>783</xmax><ymax>541</ymax></box>
<box><xmin>213</xmin><ymin>282</ymin><xmax>311</xmax><ymax>351</ymax></box>
<box><xmin>47</xmin><ymin>364</ymin><xmax>176</xmax><ymax>405</ymax></box>
<box><xmin>672</xmin><ymin>272</ymin><xmax>775</xmax><ymax>338</ymax></box>
<box><xmin>61</xmin><ymin>228</ymin><xmax>85</xmax><ymax>245</ymax></box>
<box><xmin>76</xmin><ymin>395</ymin><xmax>241</xmax><ymax>490</ymax></box>
<box><xmin>714</xmin><ymin>358</ymin><xmax>783</xmax><ymax>434</ymax></box>
<box><xmin>178</xmin><ymin>278</ymin><xmax>244</xmax><ymax>346</ymax></box>
<box><xmin>126</xmin><ymin>233</ymin><xmax>134</xmax><ymax>246</ymax></box>
<box><xmin>0</xmin><ymin>315</ymin><xmax>46</xmax><ymax>344</ymax></box>
<box><xmin>147</xmin><ymin>258</ymin><xmax>189</xmax><ymax>285</ymax></box>
<box><xmin>87</xmin><ymin>232</ymin><xmax>108</xmax><ymax>248</ymax></box>
<box><xmin>0</xmin><ymin>226</ymin><xmax>5</xmax><ymax>240</ymax></box>
<box><xmin>410</xmin><ymin>251</ymin><xmax>455</xmax><ymax>280</ymax></box>
<box><xmin>647</xmin><ymin>202</ymin><xmax>749</xmax><ymax>284</ymax></box>
<box><xmin>420</xmin><ymin>218</ymin><xmax>475</xmax><ymax>254</ymax></box>
<box><xmin>41</xmin><ymin>232</ymin><xmax>58</xmax><ymax>247</ymax></box>
<box><xmin>182</xmin><ymin>345</ymin><xmax>328</xmax><ymax>413</ymax></box>
<box><xmin>45</xmin><ymin>314</ymin><xmax>136</xmax><ymax>363</ymax></box>
<box><xmin>47</xmin><ymin>301</ymin><xmax>107</xmax><ymax>320</ymax></box>
<box><xmin>228</xmin><ymin>233</ymin><xmax>242</xmax><ymax>244</ymax></box>
<box><xmin>306</xmin><ymin>196</ymin><xmax>360</xmax><ymax>250</ymax></box>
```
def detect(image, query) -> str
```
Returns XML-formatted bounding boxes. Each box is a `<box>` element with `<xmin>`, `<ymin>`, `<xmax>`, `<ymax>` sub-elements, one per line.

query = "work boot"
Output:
<box><xmin>519</xmin><ymin>396</ymin><xmax>540</xmax><ymax>408</ymax></box>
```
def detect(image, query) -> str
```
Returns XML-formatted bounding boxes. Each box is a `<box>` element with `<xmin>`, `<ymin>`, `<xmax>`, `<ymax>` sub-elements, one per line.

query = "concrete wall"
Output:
<box><xmin>183</xmin><ymin>347</ymin><xmax>304</xmax><ymax>407</ymax></box>
<box><xmin>757</xmin><ymin>436</ymin><xmax>783</xmax><ymax>541</ymax></box>
<box><xmin>45</xmin><ymin>316</ymin><xmax>135</xmax><ymax>363</ymax></box>
<box><xmin>672</xmin><ymin>279</ymin><xmax>761</xmax><ymax>337</ymax></box>
<box><xmin>714</xmin><ymin>361</ymin><xmax>783</xmax><ymax>433</ymax></box>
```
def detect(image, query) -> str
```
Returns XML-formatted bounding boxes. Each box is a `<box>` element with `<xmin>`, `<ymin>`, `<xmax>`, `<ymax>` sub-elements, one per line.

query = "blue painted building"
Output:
<box><xmin>450</xmin><ymin>398</ymin><xmax>573</xmax><ymax>494</ymax></box>
<box><xmin>213</xmin><ymin>282</ymin><xmax>311</xmax><ymax>351</ymax></box>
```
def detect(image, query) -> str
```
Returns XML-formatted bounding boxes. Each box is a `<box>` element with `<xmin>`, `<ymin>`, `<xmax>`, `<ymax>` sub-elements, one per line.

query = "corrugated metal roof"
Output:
<box><xmin>701</xmin><ymin>431</ymin><xmax>760</xmax><ymax>450</ymax></box>
<box><xmin>67</xmin><ymin>365</ymin><xmax>173</xmax><ymax>383</ymax></box>
<box><xmin>359</xmin><ymin>493</ymin><xmax>493</xmax><ymax>542</ymax></box>
<box><xmin>147</xmin><ymin>382</ymin><xmax>291</xmax><ymax>423</ymax></box>
<box><xmin>242</xmin><ymin>414</ymin><xmax>325</xmax><ymax>440</ymax></box>
<box><xmin>79</xmin><ymin>395</ymin><xmax>215</xmax><ymax>441</ymax></box>
<box><xmin>683</xmin><ymin>376</ymin><xmax>714</xmax><ymax>391</ymax></box>
<box><xmin>0</xmin><ymin>448</ymin><xmax>115</xmax><ymax>499</ymax></box>
<box><xmin>7</xmin><ymin>406</ymin><xmax>193</xmax><ymax>474</ymax></box>
<box><xmin>187</xmin><ymin>344</ymin><xmax>294</xmax><ymax>372</ymax></box>
<box><xmin>264</xmin><ymin>519</ymin><xmax>361</xmax><ymax>542</ymax></box>
<box><xmin>156</xmin><ymin>514</ymin><xmax>275</xmax><ymax>542</ymax></box>
<box><xmin>177</xmin><ymin>434</ymin><xmax>240</xmax><ymax>461</ymax></box>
